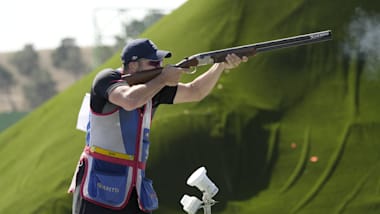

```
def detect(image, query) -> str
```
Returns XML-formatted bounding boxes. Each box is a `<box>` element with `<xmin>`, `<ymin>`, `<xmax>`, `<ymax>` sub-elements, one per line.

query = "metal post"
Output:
<box><xmin>202</xmin><ymin>192</ymin><xmax>216</xmax><ymax>214</ymax></box>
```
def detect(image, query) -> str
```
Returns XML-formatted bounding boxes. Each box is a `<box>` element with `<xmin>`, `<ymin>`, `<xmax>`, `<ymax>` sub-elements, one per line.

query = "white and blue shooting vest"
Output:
<box><xmin>79</xmin><ymin>100</ymin><xmax>157</xmax><ymax>212</ymax></box>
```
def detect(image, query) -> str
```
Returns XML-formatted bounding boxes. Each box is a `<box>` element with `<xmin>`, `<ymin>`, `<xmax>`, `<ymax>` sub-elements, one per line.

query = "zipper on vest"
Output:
<box><xmin>132</xmin><ymin>110</ymin><xmax>144</xmax><ymax>187</ymax></box>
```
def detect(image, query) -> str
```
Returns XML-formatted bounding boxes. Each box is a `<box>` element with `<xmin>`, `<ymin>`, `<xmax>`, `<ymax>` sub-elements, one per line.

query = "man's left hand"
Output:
<box><xmin>222</xmin><ymin>53</ymin><xmax>248</xmax><ymax>70</ymax></box>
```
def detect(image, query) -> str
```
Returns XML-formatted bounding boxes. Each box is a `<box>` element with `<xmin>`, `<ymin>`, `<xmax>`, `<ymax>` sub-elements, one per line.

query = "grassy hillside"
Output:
<box><xmin>1</xmin><ymin>0</ymin><xmax>380</xmax><ymax>213</ymax></box>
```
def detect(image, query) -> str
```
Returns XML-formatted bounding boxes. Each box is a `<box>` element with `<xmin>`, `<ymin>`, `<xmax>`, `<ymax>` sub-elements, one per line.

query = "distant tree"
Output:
<box><xmin>142</xmin><ymin>10</ymin><xmax>165</xmax><ymax>27</ymax></box>
<box><xmin>122</xmin><ymin>10</ymin><xmax>165</xmax><ymax>40</ymax></box>
<box><xmin>0</xmin><ymin>64</ymin><xmax>17</xmax><ymax>111</ymax></box>
<box><xmin>113</xmin><ymin>35</ymin><xmax>126</xmax><ymax>50</ymax></box>
<box><xmin>10</xmin><ymin>44</ymin><xmax>39</xmax><ymax>75</ymax></box>
<box><xmin>51</xmin><ymin>38</ymin><xmax>88</xmax><ymax>79</ymax></box>
<box><xmin>9</xmin><ymin>43</ymin><xmax>57</xmax><ymax>109</ymax></box>
<box><xmin>23</xmin><ymin>69</ymin><xmax>57</xmax><ymax>109</ymax></box>
<box><xmin>125</xmin><ymin>20</ymin><xmax>146</xmax><ymax>39</ymax></box>
<box><xmin>92</xmin><ymin>45</ymin><xmax>115</xmax><ymax>67</ymax></box>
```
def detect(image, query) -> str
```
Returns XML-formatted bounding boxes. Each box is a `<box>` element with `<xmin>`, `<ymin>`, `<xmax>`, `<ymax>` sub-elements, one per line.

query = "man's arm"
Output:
<box><xmin>109</xmin><ymin>66</ymin><xmax>183</xmax><ymax>111</ymax></box>
<box><xmin>109</xmin><ymin>76</ymin><xmax>166</xmax><ymax>111</ymax></box>
<box><xmin>174</xmin><ymin>54</ymin><xmax>247</xmax><ymax>104</ymax></box>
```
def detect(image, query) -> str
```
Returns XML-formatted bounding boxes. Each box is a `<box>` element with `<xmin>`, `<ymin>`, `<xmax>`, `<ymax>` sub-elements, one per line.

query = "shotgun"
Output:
<box><xmin>122</xmin><ymin>30</ymin><xmax>332</xmax><ymax>85</ymax></box>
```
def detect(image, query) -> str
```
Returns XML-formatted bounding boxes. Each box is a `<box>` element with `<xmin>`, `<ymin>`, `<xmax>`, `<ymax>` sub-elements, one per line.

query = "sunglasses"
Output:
<box><xmin>147</xmin><ymin>60</ymin><xmax>162</xmax><ymax>67</ymax></box>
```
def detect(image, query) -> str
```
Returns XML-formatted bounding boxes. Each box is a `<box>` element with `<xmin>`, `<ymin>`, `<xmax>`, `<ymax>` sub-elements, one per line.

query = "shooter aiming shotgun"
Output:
<box><xmin>123</xmin><ymin>30</ymin><xmax>332</xmax><ymax>85</ymax></box>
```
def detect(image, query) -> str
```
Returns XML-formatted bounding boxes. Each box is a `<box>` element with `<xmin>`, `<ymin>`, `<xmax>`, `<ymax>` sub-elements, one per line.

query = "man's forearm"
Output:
<box><xmin>190</xmin><ymin>63</ymin><xmax>225</xmax><ymax>100</ymax></box>
<box><xmin>120</xmin><ymin>74</ymin><xmax>167</xmax><ymax>110</ymax></box>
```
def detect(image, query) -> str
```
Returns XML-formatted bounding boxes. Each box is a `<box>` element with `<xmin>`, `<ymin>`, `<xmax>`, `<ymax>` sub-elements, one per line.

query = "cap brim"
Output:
<box><xmin>146</xmin><ymin>50</ymin><xmax>172</xmax><ymax>61</ymax></box>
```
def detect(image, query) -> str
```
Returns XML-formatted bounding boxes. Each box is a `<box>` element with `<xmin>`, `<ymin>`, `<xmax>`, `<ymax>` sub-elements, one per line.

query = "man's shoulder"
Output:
<box><xmin>93</xmin><ymin>68</ymin><xmax>122</xmax><ymax>83</ymax></box>
<box><xmin>96</xmin><ymin>68</ymin><xmax>121</xmax><ymax>78</ymax></box>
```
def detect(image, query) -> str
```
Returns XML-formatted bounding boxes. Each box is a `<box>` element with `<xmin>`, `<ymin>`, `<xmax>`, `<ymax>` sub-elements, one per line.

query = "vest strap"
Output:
<box><xmin>84</xmin><ymin>146</ymin><xmax>146</xmax><ymax>170</ymax></box>
<box><xmin>90</xmin><ymin>146</ymin><xmax>134</xmax><ymax>160</ymax></box>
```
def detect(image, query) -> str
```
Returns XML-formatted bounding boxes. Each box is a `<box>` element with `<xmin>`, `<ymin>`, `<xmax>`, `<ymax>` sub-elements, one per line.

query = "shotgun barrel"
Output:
<box><xmin>176</xmin><ymin>30</ymin><xmax>332</xmax><ymax>67</ymax></box>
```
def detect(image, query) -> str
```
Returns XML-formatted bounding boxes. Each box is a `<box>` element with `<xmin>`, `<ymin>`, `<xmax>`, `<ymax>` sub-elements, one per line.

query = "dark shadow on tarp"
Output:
<box><xmin>148</xmin><ymin>107</ymin><xmax>282</xmax><ymax>212</ymax></box>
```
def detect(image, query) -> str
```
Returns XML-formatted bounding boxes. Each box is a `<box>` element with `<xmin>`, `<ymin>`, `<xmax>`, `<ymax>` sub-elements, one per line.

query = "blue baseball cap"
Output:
<box><xmin>121</xmin><ymin>38</ymin><xmax>172</xmax><ymax>65</ymax></box>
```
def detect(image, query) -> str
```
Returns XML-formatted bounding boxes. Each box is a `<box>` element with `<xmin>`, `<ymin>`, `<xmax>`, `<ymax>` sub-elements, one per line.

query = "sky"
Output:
<box><xmin>0</xmin><ymin>0</ymin><xmax>187</xmax><ymax>53</ymax></box>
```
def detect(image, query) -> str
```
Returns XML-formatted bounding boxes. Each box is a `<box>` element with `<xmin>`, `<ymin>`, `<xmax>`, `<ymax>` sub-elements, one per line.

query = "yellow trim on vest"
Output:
<box><xmin>90</xmin><ymin>146</ymin><xmax>134</xmax><ymax>160</ymax></box>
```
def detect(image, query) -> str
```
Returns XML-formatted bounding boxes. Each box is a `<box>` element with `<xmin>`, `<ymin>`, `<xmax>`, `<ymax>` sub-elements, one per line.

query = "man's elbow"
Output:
<box><xmin>120</xmin><ymin>99</ymin><xmax>142</xmax><ymax>111</ymax></box>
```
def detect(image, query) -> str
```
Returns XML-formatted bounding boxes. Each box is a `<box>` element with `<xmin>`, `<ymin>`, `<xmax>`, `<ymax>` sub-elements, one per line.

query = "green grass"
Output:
<box><xmin>1</xmin><ymin>0</ymin><xmax>380</xmax><ymax>213</ymax></box>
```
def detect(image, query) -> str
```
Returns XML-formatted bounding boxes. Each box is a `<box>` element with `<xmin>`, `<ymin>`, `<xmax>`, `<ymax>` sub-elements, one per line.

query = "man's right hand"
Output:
<box><xmin>160</xmin><ymin>65</ymin><xmax>186</xmax><ymax>86</ymax></box>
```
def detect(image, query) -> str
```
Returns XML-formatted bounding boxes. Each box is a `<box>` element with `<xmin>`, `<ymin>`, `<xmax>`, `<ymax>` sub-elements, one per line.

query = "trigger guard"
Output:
<box><xmin>186</xmin><ymin>67</ymin><xmax>197</xmax><ymax>74</ymax></box>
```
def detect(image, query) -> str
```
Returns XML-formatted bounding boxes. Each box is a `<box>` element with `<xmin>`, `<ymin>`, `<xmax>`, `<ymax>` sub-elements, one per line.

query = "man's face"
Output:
<box><xmin>136</xmin><ymin>59</ymin><xmax>162</xmax><ymax>72</ymax></box>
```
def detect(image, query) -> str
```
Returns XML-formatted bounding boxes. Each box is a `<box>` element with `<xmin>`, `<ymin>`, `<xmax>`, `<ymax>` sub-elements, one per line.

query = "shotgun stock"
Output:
<box><xmin>122</xmin><ymin>30</ymin><xmax>332</xmax><ymax>85</ymax></box>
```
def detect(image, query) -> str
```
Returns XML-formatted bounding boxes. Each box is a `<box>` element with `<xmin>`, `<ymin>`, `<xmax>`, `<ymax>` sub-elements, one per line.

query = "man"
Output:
<box><xmin>69</xmin><ymin>38</ymin><xmax>247</xmax><ymax>213</ymax></box>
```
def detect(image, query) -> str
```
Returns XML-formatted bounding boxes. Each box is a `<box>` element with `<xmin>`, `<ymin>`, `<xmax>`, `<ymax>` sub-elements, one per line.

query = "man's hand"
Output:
<box><xmin>222</xmin><ymin>53</ymin><xmax>248</xmax><ymax>70</ymax></box>
<box><xmin>160</xmin><ymin>65</ymin><xmax>186</xmax><ymax>86</ymax></box>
